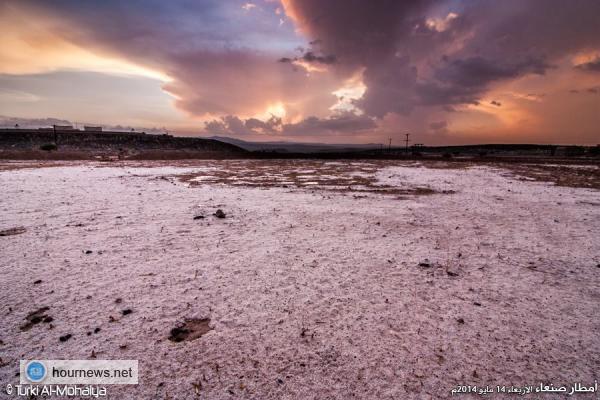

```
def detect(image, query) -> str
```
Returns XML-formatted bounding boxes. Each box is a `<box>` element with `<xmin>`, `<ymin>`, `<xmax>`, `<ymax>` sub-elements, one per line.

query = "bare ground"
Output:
<box><xmin>0</xmin><ymin>160</ymin><xmax>599</xmax><ymax>399</ymax></box>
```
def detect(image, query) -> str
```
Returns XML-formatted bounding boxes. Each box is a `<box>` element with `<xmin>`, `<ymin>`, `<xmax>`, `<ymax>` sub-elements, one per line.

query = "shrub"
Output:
<box><xmin>40</xmin><ymin>143</ymin><xmax>57</xmax><ymax>151</ymax></box>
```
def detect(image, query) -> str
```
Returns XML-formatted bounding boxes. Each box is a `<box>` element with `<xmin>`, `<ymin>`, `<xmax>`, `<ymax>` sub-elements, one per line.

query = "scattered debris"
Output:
<box><xmin>59</xmin><ymin>334</ymin><xmax>72</xmax><ymax>342</ymax></box>
<box><xmin>169</xmin><ymin>318</ymin><xmax>213</xmax><ymax>342</ymax></box>
<box><xmin>0</xmin><ymin>226</ymin><xmax>26</xmax><ymax>236</ymax></box>
<box><xmin>213</xmin><ymin>209</ymin><xmax>226</xmax><ymax>219</ymax></box>
<box><xmin>20</xmin><ymin>307</ymin><xmax>51</xmax><ymax>331</ymax></box>
<box><xmin>192</xmin><ymin>382</ymin><xmax>202</xmax><ymax>395</ymax></box>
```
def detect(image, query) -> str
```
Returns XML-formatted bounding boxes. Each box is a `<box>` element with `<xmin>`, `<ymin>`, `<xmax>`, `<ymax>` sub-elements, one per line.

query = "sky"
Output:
<box><xmin>0</xmin><ymin>0</ymin><xmax>599</xmax><ymax>145</ymax></box>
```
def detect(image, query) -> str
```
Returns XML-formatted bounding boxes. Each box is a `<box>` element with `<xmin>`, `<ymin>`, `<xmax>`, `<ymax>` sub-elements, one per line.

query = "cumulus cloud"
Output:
<box><xmin>575</xmin><ymin>57</ymin><xmax>600</xmax><ymax>72</ymax></box>
<box><xmin>429</xmin><ymin>120</ymin><xmax>448</xmax><ymax>134</ymax></box>
<box><xmin>281</xmin><ymin>0</ymin><xmax>600</xmax><ymax>119</ymax></box>
<box><xmin>0</xmin><ymin>116</ymin><xmax>72</xmax><ymax>129</ymax></box>
<box><xmin>3</xmin><ymin>0</ymin><xmax>600</xmax><ymax>142</ymax></box>
<box><xmin>205</xmin><ymin>112</ymin><xmax>376</xmax><ymax>137</ymax></box>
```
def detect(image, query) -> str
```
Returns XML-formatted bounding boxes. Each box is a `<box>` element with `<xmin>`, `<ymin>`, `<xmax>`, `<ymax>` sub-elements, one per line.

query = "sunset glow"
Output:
<box><xmin>0</xmin><ymin>0</ymin><xmax>599</xmax><ymax>144</ymax></box>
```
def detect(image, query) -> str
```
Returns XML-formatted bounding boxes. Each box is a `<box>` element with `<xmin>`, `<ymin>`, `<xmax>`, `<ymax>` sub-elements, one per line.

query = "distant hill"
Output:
<box><xmin>0</xmin><ymin>129</ymin><xmax>247</xmax><ymax>159</ymax></box>
<box><xmin>209</xmin><ymin>136</ymin><xmax>381</xmax><ymax>153</ymax></box>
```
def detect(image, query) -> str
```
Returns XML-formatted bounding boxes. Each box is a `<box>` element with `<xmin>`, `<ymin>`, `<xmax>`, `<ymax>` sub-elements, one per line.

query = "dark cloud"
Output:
<box><xmin>429</xmin><ymin>120</ymin><xmax>447</xmax><ymax>133</ymax></box>
<box><xmin>282</xmin><ymin>113</ymin><xmax>376</xmax><ymax>136</ymax></box>
<box><xmin>302</xmin><ymin>51</ymin><xmax>336</xmax><ymax>64</ymax></box>
<box><xmin>282</xmin><ymin>0</ymin><xmax>600</xmax><ymax>118</ymax></box>
<box><xmin>205</xmin><ymin>112</ymin><xmax>376</xmax><ymax>137</ymax></box>
<box><xmin>434</xmin><ymin>56</ymin><xmax>550</xmax><ymax>88</ymax></box>
<box><xmin>14</xmin><ymin>0</ymin><xmax>319</xmax><ymax>117</ymax></box>
<box><xmin>0</xmin><ymin>115</ymin><xmax>72</xmax><ymax>129</ymax></box>
<box><xmin>490</xmin><ymin>100</ymin><xmax>502</xmax><ymax>107</ymax></box>
<box><xmin>279</xmin><ymin>51</ymin><xmax>336</xmax><ymax>66</ymax></box>
<box><xmin>205</xmin><ymin>114</ymin><xmax>282</xmax><ymax>136</ymax></box>
<box><xmin>575</xmin><ymin>58</ymin><xmax>600</xmax><ymax>72</ymax></box>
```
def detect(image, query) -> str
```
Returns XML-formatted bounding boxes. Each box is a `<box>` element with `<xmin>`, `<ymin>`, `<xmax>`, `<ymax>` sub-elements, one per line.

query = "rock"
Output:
<box><xmin>447</xmin><ymin>270</ymin><xmax>459</xmax><ymax>277</ymax></box>
<box><xmin>418</xmin><ymin>261</ymin><xmax>431</xmax><ymax>268</ymax></box>
<box><xmin>33</xmin><ymin>279</ymin><xmax>42</xmax><ymax>284</ymax></box>
<box><xmin>213</xmin><ymin>209</ymin><xmax>226</xmax><ymax>219</ymax></box>
<box><xmin>85</xmin><ymin>250</ymin><xmax>93</xmax><ymax>254</ymax></box>
<box><xmin>193</xmin><ymin>215</ymin><xmax>205</xmax><ymax>220</ymax></box>
<box><xmin>0</xmin><ymin>226</ymin><xmax>26</xmax><ymax>236</ymax></box>
<box><xmin>20</xmin><ymin>307</ymin><xmax>51</xmax><ymax>331</ymax></box>
<box><xmin>457</xmin><ymin>318</ymin><xmax>465</xmax><ymax>324</ymax></box>
<box><xmin>169</xmin><ymin>318</ymin><xmax>212</xmax><ymax>342</ymax></box>
<box><xmin>473</xmin><ymin>302</ymin><xmax>482</xmax><ymax>307</ymax></box>
<box><xmin>121</xmin><ymin>309</ymin><xmax>133</xmax><ymax>316</ymax></box>
<box><xmin>94</xmin><ymin>327</ymin><xmax>101</xmax><ymax>334</ymax></box>
<box><xmin>115</xmin><ymin>298</ymin><xmax>122</xmax><ymax>304</ymax></box>
<box><xmin>59</xmin><ymin>334</ymin><xmax>72</xmax><ymax>342</ymax></box>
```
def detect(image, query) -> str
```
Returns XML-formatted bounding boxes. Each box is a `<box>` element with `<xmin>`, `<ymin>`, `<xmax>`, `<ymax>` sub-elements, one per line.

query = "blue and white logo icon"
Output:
<box><xmin>25</xmin><ymin>361</ymin><xmax>47</xmax><ymax>383</ymax></box>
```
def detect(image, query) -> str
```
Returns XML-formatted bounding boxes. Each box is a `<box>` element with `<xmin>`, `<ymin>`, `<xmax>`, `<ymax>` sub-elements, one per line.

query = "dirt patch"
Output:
<box><xmin>20</xmin><ymin>307</ymin><xmax>52</xmax><ymax>331</ymax></box>
<box><xmin>503</xmin><ymin>163</ymin><xmax>600</xmax><ymax>190</ymax></box>
<box><xmin>0</xmin><ymin>226</ymin><xmax>26</xmax><ymax>236</ymax></box>
<box><xmin>175</xmin><ymin>160</ymin><xmax>445</xmax><ymax>196</ymax></box>
<box><xmin>168</xmin><ymin>318</ymin><xmax>213</xmax><ymax>343</ymax></box>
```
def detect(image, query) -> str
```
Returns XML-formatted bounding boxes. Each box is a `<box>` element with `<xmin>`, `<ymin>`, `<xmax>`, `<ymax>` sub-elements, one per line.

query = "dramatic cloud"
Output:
<box><xmin>205</xmin><ymin>112</ymin><xmax>376</xmax><ymax>137</ymax></box>
<box><xmin>281</xmin><ymin>0</ymin><xmax>600</xmax><ymax>122</ymax></box>
<box><xmin>1</xmin><ymin>0</ymin><xmax>599</xmax><ymax>143</ymax></box>
<box><xmin>576</xmin><ymin>57</ymin><xmax>600</xmax><ymax>72</ymax></box>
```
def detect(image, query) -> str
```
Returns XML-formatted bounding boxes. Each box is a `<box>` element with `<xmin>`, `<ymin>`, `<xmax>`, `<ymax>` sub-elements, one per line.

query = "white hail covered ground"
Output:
<box><xmin>1</xmin><ymin>162</ymin><xmax>599</xmax><ymax>399</ymax></box>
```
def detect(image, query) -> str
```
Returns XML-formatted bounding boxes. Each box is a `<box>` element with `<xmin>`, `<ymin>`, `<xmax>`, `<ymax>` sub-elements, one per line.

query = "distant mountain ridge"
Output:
<box><xmin>209</xmin><ymin>136</ymin><xmax>381</xmax><ymax>153</ymax></box>
<box><xmin>0</xmin><ymin>128</ymin><xmax>246</xmax><ymax>159</ymax></box>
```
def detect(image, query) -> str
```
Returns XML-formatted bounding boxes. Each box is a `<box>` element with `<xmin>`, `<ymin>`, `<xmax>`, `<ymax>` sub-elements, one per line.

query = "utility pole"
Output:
<box><xmin>53</xmin><ymin>124</ymin><xmax>58</xmax><ymax>148</ymax></box>
<box><xmin>388</xmin><ymin>137</ymin><xmax>392</xmax><ymax>153</ymax></box>
<box><xmin>405</xmin><ymin>133</ymin><xmax>410</xmax><ymax>153</ymax></box>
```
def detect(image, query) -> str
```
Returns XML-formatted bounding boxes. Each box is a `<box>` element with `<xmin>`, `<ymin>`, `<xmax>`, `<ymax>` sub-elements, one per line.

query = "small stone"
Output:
<box><xmin>457</xmin><ymin>318</ymin><xmax>465</xmax><ymax>324</ymax></box>
<box><xmin>214</xmin><ymin>209</ymin><xmax>226</xmax><ymax>219</ymax></box>
<box><xmin>33</xmin><ymin>280</ymin><xmax>42</xmax><ymax>285</ymax></box>
<box><xmin>59</xmin><ymin>334</ymin><xmax>72</xmax><ymax>342</ymax></box>
<box><xmin>473</xmin><ymin>302</ymin><xmax>482</xmax><ymax>307</ymax></box>
<box><xmin>193</xmin><ymin>215</ymin><xmax>205</xmax><ymax>220</ymax></box>
<box><xmin>85</xmin><ymin>250</ymin><xmax>93</xmax><ymax>254</ymax></box>
<box><xmin>94</xmin><ymin>327</ymin><xmax>101</xmax><ymax>334</ymax></box>
<box><xmin>121</xmin><ymin>309</ymin><xmax>133</xmax><ymax>316</ymax></box>
<box><xmin>115</xmin><ymin>298</ymin><xmax>122</xmax><ymax>304</ymax></box>
<box><xmin>277</xmin><ymin>378</ymin><xmax>284</xmax><ymax>385</ymax></box>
